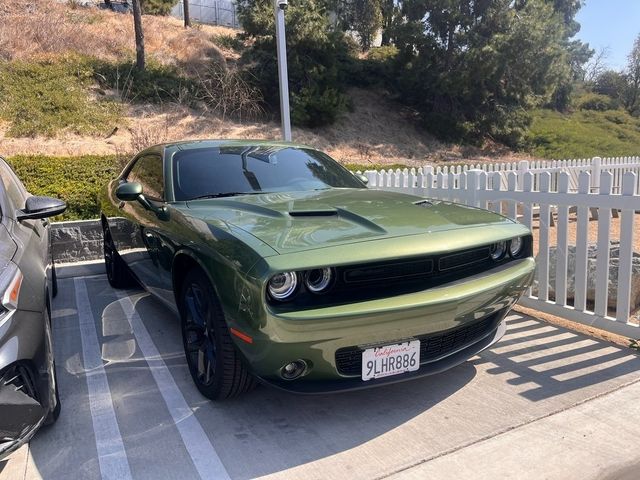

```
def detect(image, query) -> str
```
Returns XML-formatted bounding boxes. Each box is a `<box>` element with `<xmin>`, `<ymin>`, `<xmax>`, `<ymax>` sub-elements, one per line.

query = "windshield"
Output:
<box><xmin>171</xmin><ymin>146</ymin><xmax>365</xmax><ymax>201</ymax></box>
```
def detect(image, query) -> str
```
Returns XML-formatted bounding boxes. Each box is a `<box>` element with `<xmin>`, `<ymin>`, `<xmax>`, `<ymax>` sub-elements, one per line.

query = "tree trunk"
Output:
<box><xmin>132</xmin><ymin>0</ymin><xmax>145</xmax><ymax>71</ymax></box>
<box><xmin>183</xmin><ymin>0</ymin><xmax>191</xmax><ymax>28</ymax></box>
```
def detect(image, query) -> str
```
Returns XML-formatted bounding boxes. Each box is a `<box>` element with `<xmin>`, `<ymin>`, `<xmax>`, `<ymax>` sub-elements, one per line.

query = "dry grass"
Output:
<box><xmin>0</xmin><ymin>3</ymin><xmax>528</xmax><ymax>165</ymax></box>
<box><xmin>0</xmin><ymin>89</ymin><xmax>530</xmax><ymax>165</ymax></box>
<box><xmin>0</xmin><ymin>1</ymin><xmax>233</xmax><ymax>67</ymax></box>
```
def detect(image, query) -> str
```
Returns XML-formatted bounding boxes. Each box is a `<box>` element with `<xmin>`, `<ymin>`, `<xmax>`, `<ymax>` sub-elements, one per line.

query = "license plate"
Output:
<box><xmin>361</xmin><ymin>340</ymin><xmax>420</xmax><ymax>381</ymax></box>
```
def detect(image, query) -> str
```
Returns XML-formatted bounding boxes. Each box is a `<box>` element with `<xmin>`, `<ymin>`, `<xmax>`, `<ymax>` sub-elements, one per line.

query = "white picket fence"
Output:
<box><xmin>361</xmin><ymin>157</ymin><xmax>640</xmax><ymax>338</ymax></box>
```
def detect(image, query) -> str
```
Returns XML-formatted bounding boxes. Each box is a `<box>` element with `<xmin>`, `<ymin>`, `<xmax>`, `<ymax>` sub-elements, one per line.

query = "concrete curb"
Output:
<box><xmin>56</xmin><ymin>259</ymin><xmax>105</xmax><ymax>279</ymax></box>
<box><xmin>52</xmin><ymin>219</ymin><xmax>103</xmax><ymax>263</ymax></box>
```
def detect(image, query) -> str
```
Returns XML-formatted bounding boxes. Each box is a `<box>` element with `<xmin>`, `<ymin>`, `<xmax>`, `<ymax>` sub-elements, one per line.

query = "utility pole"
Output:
<box><xmin>274</xmin><ymin>0</ymin><xmax>292</xmax><ymax>141</ymax></box>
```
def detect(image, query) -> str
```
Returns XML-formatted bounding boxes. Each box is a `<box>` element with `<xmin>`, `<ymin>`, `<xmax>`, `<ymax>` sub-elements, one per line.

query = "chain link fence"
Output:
<box><xmin>171</xmin><ymin>0</ymin><xmax>239</xmax><ymax>28</ymax></box>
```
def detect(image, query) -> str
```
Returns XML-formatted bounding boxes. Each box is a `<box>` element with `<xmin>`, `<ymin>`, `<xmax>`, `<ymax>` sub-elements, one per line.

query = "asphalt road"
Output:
<box><xmin>2</xmin><ymin>266</ymin><xmax>640</xmax><ymax>479</ymax></box>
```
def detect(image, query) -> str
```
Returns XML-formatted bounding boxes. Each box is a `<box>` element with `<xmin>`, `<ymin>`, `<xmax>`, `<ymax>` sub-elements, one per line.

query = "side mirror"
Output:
<box><xmin>116</xmin><ymin>182</ymin><xmax>143</xmax><ymax>202</ymax></box>
<box><xmin>17</xmin><ymin>196</ymin><xmax>67</xmax><ymax>221</ymax></box>
<box><xmin>356</xmin><ymin>173</ymin><xmax>369</xmax><ymax>185</ymax></box>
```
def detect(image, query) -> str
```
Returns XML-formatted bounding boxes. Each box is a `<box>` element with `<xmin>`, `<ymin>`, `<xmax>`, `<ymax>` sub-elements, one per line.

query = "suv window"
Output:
<box><xmin>0</xmin><ymin>158</ymin><xmax>29</xmax><ymax>216</ymax></box>
<box><xmin>127</xmin><ymin>155</ymin><xmax>164</xmax><ymax>201</ymax></box>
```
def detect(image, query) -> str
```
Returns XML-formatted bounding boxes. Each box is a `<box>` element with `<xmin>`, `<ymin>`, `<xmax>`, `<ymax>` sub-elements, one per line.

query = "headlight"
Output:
<box><xmin>268</xmin><ymin>272</ymin><xmax>298</xmax><ymax>300</ymax></box>
<box><xmin>490</xmin><ymin>241</ymin><xmax>507</xmax><ymax>261</ymax></box>
<box><xmin>305</xmin><ymin>267</ymin><xmax>333</xmax><ymax>293</ymax></box>
<box><xmin>509</xmin><ymin>237</ymin><xmax>524</xmax><ymax>257</ymax></box>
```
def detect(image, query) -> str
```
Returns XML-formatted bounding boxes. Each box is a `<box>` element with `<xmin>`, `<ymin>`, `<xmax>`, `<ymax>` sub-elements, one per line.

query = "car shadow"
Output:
<box><xmin>27</xmin><ymin>279</ymin><xmax>478</xmax><ymax>480</ymax></box>
<box><xmin>27</xmin><ymin>278</ymin><xmax>640</xmax><ymax>480</ymax></box>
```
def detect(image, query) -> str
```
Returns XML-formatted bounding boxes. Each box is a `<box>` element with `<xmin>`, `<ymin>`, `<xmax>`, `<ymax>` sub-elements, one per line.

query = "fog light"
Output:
<box><xmin>281</xmin><ymin>360</ymin><xmax>307</xmax><ymax>380</ymax></box>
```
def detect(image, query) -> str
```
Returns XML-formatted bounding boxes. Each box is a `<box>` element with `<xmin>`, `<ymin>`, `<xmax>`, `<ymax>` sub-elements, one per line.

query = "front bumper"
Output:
<box><xmin>262</xmin><ymin>316</ymin><xmax>507</xmax><ymax>394</ymax></box>
<box><xmin>233</xmin><ymin>257</ymin><xmax>535</xmax><ymax>391</ymax></box>
<box><xmin>0</xmin><ymin>309</ymin><xmax>52</xmax><ymax>460</ymax></box>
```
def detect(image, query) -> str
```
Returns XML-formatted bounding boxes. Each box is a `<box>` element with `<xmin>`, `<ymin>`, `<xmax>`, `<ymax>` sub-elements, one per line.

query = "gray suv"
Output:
<box><xmin>0</xmin><ymin>157</ymin><xmax>66</xmax><ymax>460</ymax></box>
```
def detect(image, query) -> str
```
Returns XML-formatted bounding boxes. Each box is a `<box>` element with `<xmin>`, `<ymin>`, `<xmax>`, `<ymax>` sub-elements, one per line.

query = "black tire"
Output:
<box><xmin>44</xmin><ymin>362</ymin><xmax>61</xmax><ymax>426</ymax></box>
<box><xmin>103</xmin><ymin>228</ymin><xmax>135</xmax><ymax>289</ymax></box>
<box><xmin>179</xmin><ymin>268</ymin><xmax>255</xmax><ymax>400</ymax></box>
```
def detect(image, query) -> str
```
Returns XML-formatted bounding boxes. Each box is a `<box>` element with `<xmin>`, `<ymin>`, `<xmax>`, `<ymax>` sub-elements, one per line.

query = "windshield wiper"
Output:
<box><xmin>189</xmin><ymin>192</ymin><xmax>264</xmax><ymax>200</ymax></box>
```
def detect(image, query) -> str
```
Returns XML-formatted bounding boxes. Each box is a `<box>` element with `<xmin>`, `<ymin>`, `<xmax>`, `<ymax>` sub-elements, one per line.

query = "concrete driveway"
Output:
<box><xmin>2</xmin><ymin>265</ymin><xmax>640</xmax><ymax>480</ymax></box>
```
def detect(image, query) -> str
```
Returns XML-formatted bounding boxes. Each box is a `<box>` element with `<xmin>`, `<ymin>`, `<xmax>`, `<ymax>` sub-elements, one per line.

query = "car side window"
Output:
<box><xmin>127</xmin><ymin>155</ymin><xmax>164</xmax><ymax>201</ymax></box>
<box><xmin>0</xmin><ymin>158</ymin><xmax>29</xmax><ymax>214</ymax></box>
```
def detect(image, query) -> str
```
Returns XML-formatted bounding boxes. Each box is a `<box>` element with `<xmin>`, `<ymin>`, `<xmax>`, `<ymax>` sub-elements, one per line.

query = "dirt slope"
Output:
<box><xmin>0</xmin><ymin>1</ymin><xmax>524</xmax><ymax>165</ymax></box>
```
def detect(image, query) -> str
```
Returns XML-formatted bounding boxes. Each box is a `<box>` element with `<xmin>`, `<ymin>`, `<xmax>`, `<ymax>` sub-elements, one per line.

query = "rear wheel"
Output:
<box><xmin>103</xmin><ymin>228</ymin><xmax>135</xmax><ymax>288</ymax></box>
<box><xmin>179</xmin><ymin>269</ymin><xmax>255</xmax><ymax>400</ymax></box>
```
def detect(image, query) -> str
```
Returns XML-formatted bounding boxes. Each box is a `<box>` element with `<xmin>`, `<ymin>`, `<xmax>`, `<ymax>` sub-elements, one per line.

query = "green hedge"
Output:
<box><xmin>7</xmin><ymin>155</ymin><xmax>120</xmax><ymax>221</ymax></box>
<box><xmin>5</xmin><ymin>155</ymin><xmax>411</xmax><ymax>221</ymax></box>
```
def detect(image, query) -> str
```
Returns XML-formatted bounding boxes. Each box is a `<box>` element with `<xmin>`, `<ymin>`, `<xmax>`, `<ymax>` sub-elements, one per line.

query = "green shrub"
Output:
<box><xmin>212</xmin><ymin>33</ymin><xmax>245</xmax><ymax>52</ymax></box>
<box><xmin>238</xmin><ymin>0</ymin><xmax>351</xmax><ymax>128</ymax></box>
<box><xmin>291</xmin><ymin>86</ymin><xmax>348</xmax><ymax>127</ymax></box>
<box><xmin>7</xmin><ymin>155</ymin><xmax>120</xmax><ymax>220</ymax></box>
<box><xmin>92</xmin><ymin>58</ymin><xmax>197</xmax><ymax>104</ymax></box>
<box><xmin>0</xmin><ymin>58</ymin><xmax>122</xmax><ymax>137</ymax></box>
<box><xmin>141</xmin><ymin>0</ymin><xmax>178</xmax><ymax>15</ymax></box>
<box><xmin>366</xmin><ymin>45</ymin><xmax>399</xmax><ymax>63</ymax></box>
<box><xmin>575</xmin><ymin>93</ymin><xmax>618</xmax><ymax>111</ymax></box>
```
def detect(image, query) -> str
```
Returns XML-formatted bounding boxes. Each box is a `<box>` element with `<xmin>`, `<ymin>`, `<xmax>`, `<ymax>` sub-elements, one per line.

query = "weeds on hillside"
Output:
<box><xmin>129</xmin><ymin>119</ymin><xmax>171</xmax><ymax>153</ymax></box>
<box><xmin>0</xmin><ymin>58</ymin><xmax>122</xmax><ymax>137</ymax></box>
<box><xmin>211</xmin><ymin>33</ymin><xmax>244</xmax><ymax>53</ymax></box>
<box><xmin>195</xmin><ymin>63</ymin><xmax>264</xmax><ymax>122</ymax></box>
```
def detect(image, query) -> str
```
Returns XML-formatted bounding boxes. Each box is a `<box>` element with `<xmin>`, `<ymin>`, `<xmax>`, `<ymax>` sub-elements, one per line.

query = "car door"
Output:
<box><xmin>113</xmin><ymin>153</ymin><xmax>174</xmax><ymax>300</ymax></box>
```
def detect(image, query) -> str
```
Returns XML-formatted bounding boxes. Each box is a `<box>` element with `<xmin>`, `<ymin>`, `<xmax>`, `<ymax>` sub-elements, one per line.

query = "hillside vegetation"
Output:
<box><xmin>1</xmin><ymin>1</ymin><xmax>510</xmax><ymax>165</ymax></box>
<box><xmin>529</xmin><ymin>109</ymin><xmax>640</xmax><ymax>159</ymax></box>
<box><xmin>0</xmin><ymin>1</ymin><xmax>638</xmax><ymax>165</ymax></box>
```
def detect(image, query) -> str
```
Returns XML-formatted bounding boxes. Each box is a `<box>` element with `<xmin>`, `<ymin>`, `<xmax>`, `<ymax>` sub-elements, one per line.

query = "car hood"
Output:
<box><xmin>185</xmin><ymin>188</ymin><xmax>514</xmax><ymax>254</ymax></box>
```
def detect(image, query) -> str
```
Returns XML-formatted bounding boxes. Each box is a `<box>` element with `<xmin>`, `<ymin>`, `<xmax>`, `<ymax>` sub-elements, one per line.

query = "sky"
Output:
<box><xmin>575</xmin><ymin>0</ymin><xmax>640</xmax><ymax>71</ymax></box>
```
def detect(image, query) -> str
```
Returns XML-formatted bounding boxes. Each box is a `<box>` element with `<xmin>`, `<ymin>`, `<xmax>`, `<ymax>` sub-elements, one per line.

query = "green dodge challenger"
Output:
<box><xmin>100</xmin><ymin>140</ymin><xmax>535</xmax><ymax>399</ymax></box>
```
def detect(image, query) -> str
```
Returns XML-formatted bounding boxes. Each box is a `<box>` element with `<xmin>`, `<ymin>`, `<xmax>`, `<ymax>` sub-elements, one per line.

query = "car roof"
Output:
<box><xmin>160</xmin><ymin>139</ymin><xmax>313</xmax><ymax>153</ymax></box>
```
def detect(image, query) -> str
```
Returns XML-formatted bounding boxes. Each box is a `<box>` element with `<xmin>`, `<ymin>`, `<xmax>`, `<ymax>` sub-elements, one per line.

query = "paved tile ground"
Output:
<box><xmin>1</xmin><ymin>272</ymin><xmax>639</xmax><ymax>480</ymax></box>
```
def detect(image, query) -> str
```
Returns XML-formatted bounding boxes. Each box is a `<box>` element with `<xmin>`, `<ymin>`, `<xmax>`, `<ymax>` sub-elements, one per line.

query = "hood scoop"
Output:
<box><xmin>413</xmin><ymin>200</ymin><xmax>434</xmax><ymax>208</ymax></box>
<box><xmin>288</xmin><ymin>208</ymin><xmax>338</xmax><ymax>217</ymax></box>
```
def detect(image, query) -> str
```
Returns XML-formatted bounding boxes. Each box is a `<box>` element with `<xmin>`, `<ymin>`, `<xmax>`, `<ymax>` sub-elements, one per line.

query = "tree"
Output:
<box><xmin>183</xmin><ymin>0</ymin><xmax>191</xmax><ymax>27</ymax></box>
<box><xmin>237</xmin><ymin>0</ymin><xmax>352</xmax><ymax>127</ymax></box>
<box><xmin>593</xmin><ymin>70</ymin><xmax>627</xmax><ymax>103</ymax></box>
<box><xmin>354</xmin><ymin>0</ymin><xmax>383</xmax><ymax>51</ymax></box>
<box><xmin>132</xmin><ymin>0</ymin><xmax>145</xmax><ymax>71</ymax></box>
<box><xmin>380</xmin><ymin>0</ymin><xmax>396</xmax><ymax>46</ymax></box>
<box><xmin>625</xmin><ymin>34</ymin><xmax>640</xmax><ymax>115</ymax></box>
<box><xmin>583</xmin><ymin>47</ymin><xmax>610</xmax><ymax>84</ymax></box>
<box><xmin>391</xmin><ymin>0</ymin><xmax>573</xmax><ymax>146</ymax></box>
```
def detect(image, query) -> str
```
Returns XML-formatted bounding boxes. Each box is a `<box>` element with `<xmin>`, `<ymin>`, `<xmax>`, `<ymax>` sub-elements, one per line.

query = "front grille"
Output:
<box><xmin>439</xmin><ymin>247</ymin><xmax>490</xmax><ymax>271</ymax></box>
<box><xmin>335</xmin><ymin>311</ymin><xmax>502</xmax><ymax>376</ymax></box>
<box><xmin>343</xmin><ymin>259</ymin><xmax>434</xmax><ymax>284</ymax></box>
<box><xmin>1</xmin><ymin>364</ymin><xmax>39</xmax><ymax>401</ymax></box>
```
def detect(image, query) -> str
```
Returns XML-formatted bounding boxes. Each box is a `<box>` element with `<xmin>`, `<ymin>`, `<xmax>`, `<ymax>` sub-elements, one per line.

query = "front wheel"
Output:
<box><xmin>179</xmin><ymin>269</ymin><xmax>255</xmax><ymax>400</ymax></box>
